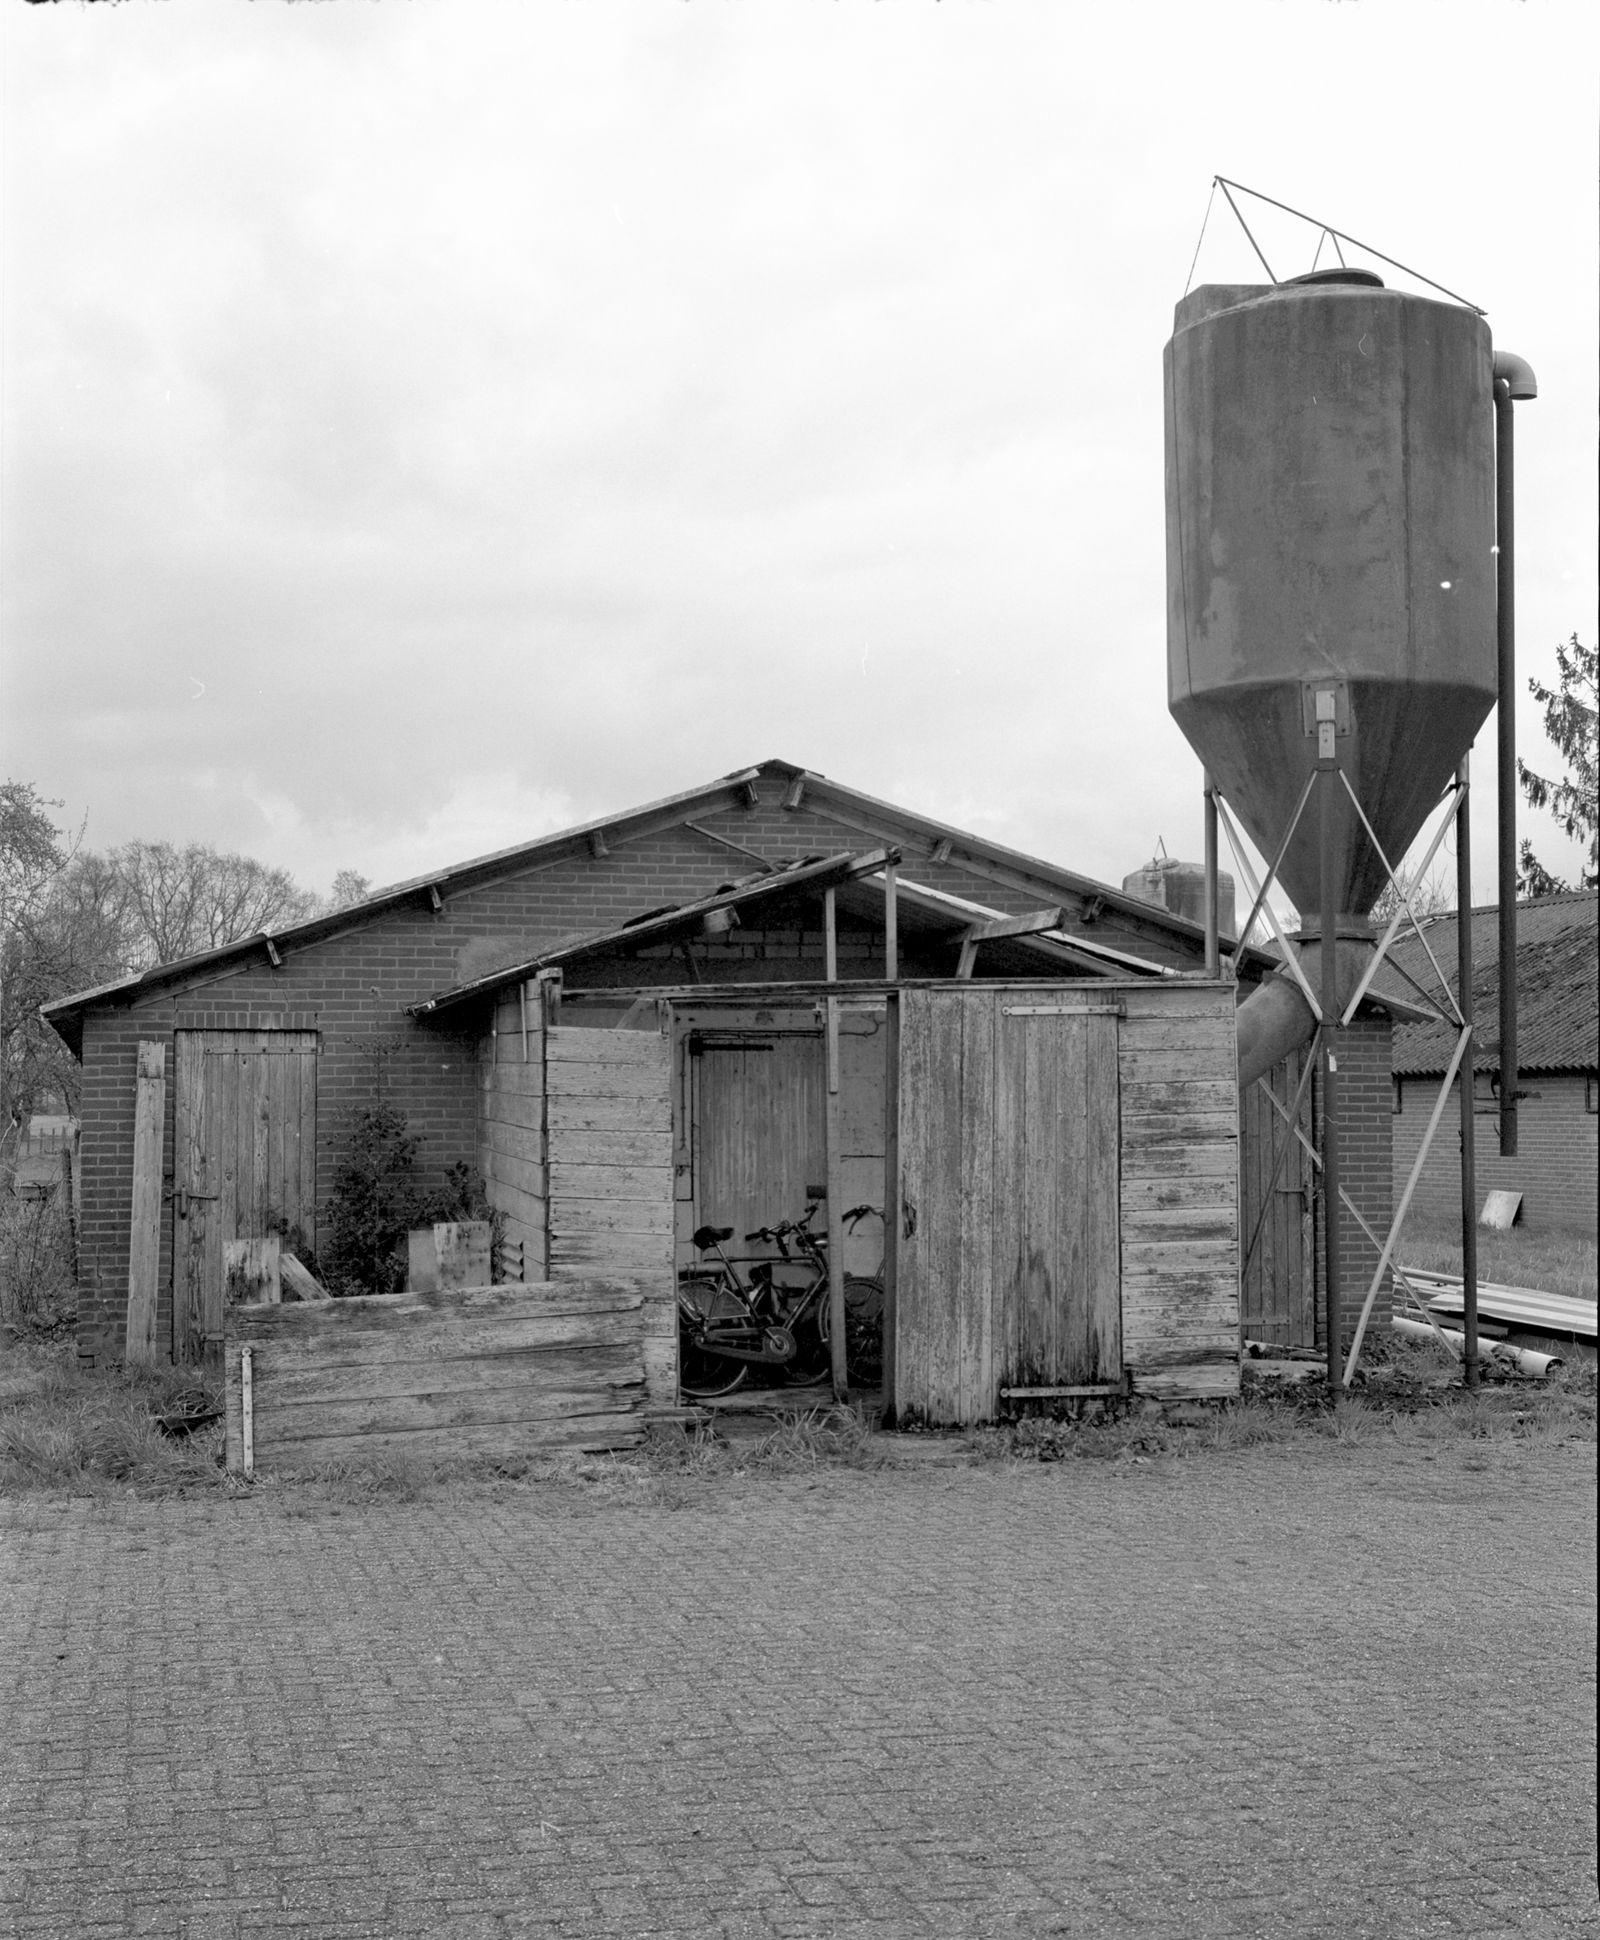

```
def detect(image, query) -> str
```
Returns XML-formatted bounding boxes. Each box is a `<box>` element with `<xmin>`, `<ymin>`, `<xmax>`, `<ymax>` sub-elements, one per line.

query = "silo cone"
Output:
<box><xmin>1164</xmin><ymin>269</ymin><xmax>1498</xmax><ymax>1075</ymax></box>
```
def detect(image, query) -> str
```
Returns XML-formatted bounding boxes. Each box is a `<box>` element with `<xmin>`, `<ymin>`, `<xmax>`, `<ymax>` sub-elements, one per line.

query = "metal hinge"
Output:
<box><xmin>1001</xmin><ymin>1002</ymin><xmax>1125</xmax><ymax>1018</ymax></box>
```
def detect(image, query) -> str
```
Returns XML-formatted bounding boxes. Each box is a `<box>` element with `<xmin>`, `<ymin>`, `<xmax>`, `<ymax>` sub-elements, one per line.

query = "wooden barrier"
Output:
<box><xmin>224</xmin><ymin>1274</ymin><xmax>672</xmax><ymax>1474</ymax></box>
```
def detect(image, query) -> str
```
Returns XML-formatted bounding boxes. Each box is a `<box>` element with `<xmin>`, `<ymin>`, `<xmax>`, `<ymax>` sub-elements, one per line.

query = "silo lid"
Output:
<box><xmin>1284</xmin><ymin>268</ymin><xmax>1385</xmax><ymax>289</ymax></box>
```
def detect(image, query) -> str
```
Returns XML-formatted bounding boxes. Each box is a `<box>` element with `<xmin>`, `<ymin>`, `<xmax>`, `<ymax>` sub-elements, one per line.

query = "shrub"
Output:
<box><xmin>317</xmin><ymin>1104</ymin><xmax>496</xmax><ymax>1298</ymax></box>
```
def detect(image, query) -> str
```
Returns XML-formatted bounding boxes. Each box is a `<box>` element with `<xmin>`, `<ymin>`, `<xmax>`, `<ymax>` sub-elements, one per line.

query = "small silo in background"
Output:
<box><xmin>1121</xmin><ymin>853</ymin><xmax>1236</xmax><ymax>934</ymax></box>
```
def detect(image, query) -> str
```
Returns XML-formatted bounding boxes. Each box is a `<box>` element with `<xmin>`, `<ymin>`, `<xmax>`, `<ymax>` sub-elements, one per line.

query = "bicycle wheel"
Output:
<box><xmin>677</xmin><ymin>1272</ymin><xmax>749</xmax><ymax>1399</ymax></box>
<box><xmin>843</xmin><ymin>1275</ymin><xmax>885</xmax><ymax>1387</ymax></box>
<box><xmin>779</xmin><ymin>1305</ymin><xmax>832</xmax><ymax>1386</ymax></box>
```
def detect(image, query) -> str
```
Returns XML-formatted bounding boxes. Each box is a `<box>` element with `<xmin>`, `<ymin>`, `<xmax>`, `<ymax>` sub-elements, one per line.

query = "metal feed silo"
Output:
<box><xmin>1164</xmin><ymin>268</ymin><xmax>1498</xmax><ymax>921</ymax></box>
<box><xmin>1163</xmin><ymin>261</ymin><xmax>1537</xmax><ymax>1394</ymax></box>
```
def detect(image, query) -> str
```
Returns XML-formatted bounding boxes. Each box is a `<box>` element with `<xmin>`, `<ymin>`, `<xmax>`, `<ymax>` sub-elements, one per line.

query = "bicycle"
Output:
<box><xmin>677</xmin><ymin>1202</ymin><xmax>885</xmax><ymax>1399</ymax></box>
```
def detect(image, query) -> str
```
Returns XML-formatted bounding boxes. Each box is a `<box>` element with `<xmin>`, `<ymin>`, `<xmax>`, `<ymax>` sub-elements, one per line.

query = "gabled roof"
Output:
<box><xmin>42</xmin><ymin>757</ymin><xmax>1241</xmax><ymax>1055</ymax></box>
<box><xmin>409</xmin><ymin>850</ymin><xmax>898</xmax><ymax>1015</ymax></box>
<box><xmin>408</xmin><ymin>851</ymin><xmax>1187</xmax><ymax>1017</ymax></box>
<box><xmin>1391</xmin><ymin>893</ymin><xmax>1598</xmax><ymax>1075</ymax></box>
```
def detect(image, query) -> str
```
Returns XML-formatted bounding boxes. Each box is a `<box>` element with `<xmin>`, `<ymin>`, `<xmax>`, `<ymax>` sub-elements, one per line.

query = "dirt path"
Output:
<box><xmin>1</xmin><ymin>1436</ymin><xmax>1594</xmax><ymax>1938</ymax></box>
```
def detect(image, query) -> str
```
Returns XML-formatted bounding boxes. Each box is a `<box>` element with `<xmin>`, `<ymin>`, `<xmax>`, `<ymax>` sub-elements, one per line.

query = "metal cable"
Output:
<box><xmin>1217</xmin><ymin>178</ymin><xmax>1277</xmax><ymax>283</ymax></box>
<box><xmin>1182</xmin><ymin>178</ymin><xmax>1218</xmax><ymax>297</ymax></box>
<box><xmin>1216</xmin><ymin>177</ymin><xmax>1484</xmax><ymax>312</ymax></box>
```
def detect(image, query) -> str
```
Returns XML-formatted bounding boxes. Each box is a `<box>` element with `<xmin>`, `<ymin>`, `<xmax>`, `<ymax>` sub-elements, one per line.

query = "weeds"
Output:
<box><xmin>0</xmin><ymin>1187</ymin><xmax>76</xmax><ymax>1332</ymax></box>
<box><xmin>0</xmin><ymin>1337</ymin><xmax>225</xmax><ymax>1497</ymax></box>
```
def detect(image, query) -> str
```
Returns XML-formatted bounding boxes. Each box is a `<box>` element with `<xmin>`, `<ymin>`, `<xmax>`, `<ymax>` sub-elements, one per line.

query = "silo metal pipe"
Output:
<box><xmin>1493</xmin><ymin>351</ymin><xmax>1537</xmax><ymax>1160</ymax></box>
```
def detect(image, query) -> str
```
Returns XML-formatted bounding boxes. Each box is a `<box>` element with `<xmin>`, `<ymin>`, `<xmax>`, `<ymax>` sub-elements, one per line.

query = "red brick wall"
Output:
<box><xmin>1312</xmin><ymin>1016</ymin><xmax>1395</xmax><ymax>1343</ymax></box>
<box><xmin>1392</xmin><ymin>1070</ymin><xmax>1597</xmax><ymax>1235</ymax></box>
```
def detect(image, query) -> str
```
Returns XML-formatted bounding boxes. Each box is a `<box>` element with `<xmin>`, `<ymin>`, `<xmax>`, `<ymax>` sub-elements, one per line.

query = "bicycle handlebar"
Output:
<box><xmin>742</xmin><ymin>1202</ymin><xmax>882</xmax><ymax>1249</ymax></box>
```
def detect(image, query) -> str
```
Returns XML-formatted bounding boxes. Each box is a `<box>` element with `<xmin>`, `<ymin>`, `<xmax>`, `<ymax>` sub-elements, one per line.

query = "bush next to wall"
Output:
<box><xmin>318</xmin><ymin>1104</ymin><xmax>491</xmax><ymax>1297</ymax></box>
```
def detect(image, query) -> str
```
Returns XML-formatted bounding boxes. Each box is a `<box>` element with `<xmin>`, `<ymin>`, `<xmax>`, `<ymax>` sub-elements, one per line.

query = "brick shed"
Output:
<box><xmin>1390</xmin><ymin>893</ymin><xmax>1598</xmax><ymax>1235</ymax></box>
<box><xmin>42</xmin><ymin>758</ymin><xmax>1401</xmax><ymax>1381</ymax></box>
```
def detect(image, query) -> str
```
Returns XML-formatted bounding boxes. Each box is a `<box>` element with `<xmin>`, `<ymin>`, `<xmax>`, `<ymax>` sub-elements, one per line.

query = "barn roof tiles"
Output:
<box><xmin>1390</xmin><ymin>892</ymin><xmax>1598</xmax><ymax>1075</ymax></box>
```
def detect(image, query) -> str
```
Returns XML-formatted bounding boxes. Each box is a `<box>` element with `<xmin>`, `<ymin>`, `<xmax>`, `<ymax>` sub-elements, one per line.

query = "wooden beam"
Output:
<box><xmin>740</xmin><ymin>779</ymin><xmax>760</xmax><ymax>809</ymax></box>
<box><xmin>824</xmin><ymin>994</ymin><xmax>847</xmax><ymax>1403</ymax></box>
<box><xmin>124</xmin><ymin>1041</ymin><xmax>166</xmax><ymax>1366</ymax></box>
<box><xmin>823</xmin><ymin>887</ymin><xmax>837</xmax><ymax>983</ymax></box>
<box><xmin>929</xmin><ymin>839</ymin><xmax>952</xmax><ymax>866</ymax></box>
<box><xmin>955</xmin><ymin>938</ymin><xmax>979</xmax><ymax>980</ymax></box>
<box><xmin>881</xmin><ymin>993</ymin><xmax>900</xmax><ymax>1423</ymax></box>
<box><xmin>588</xmin><ymin>828</ymin><xmax>610</xmax><ymax>859</ymax></box>
<box><xmin>884</xmin><ymin>861</ymin><xmax>898</xmax><ymax>981</ymax></box>
<box><xmin>960</xmin><ymin>907</ymin><xmax>1064</xmax><ymax>944</ymax></box>
<box><xmin>429</xmin><ymin>884</ymin><xmax>444</xmax><ymax>912</ymax></box>
<box><xmin>783</xmin><ymin>775</ymin><xmax>807</xmax><ymax>810</ymax></box>
<box><xmin>682</xmin><ymin>820</ymin><xmax>773</xmax><ymax>865</ymax></box>
<box><xmin>264</xmin><ymin>937</ymin><xmax>282</xmax><ymax>967</ymax></box>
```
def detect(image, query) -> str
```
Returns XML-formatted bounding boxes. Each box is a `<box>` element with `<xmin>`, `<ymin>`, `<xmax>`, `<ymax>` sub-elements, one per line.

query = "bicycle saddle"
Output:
<box><xmin>692</xmin><ymin>1224</ymin><xmax>734</xmax><ymax>1251</ymax></box>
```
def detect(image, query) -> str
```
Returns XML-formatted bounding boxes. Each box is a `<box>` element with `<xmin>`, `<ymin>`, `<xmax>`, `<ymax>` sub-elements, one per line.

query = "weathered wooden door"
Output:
<box><xmin>174</xmin><ymin>1031</ymin><xmax>318</xmax><ymax>1368</ymax></box>
<box><xmin>1238</xmin><ymin>1049</ymin><xmax>1316</xmax><ymax>1349</ymax></box>
<box><xmin>690</xmin><ymin>1033</ymin><xmax>825</xmax><ymax>1253</ymax></box>
<box><xmin>895</xmin><ymin>989</ymin><xmax>1121</xmax><ymax>1425</ymax></box>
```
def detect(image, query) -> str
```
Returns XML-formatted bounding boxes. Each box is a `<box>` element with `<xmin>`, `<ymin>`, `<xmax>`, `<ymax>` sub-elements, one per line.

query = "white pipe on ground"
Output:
<box><xmin>1391</xmin><ymin>1314</ymin><xmax>1561</xmax><ymax>1377</ymax></box>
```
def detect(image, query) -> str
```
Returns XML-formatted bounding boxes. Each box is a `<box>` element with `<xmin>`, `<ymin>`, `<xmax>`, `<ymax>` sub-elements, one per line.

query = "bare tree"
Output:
<box><xmin>1369</xmin><ymin>867</ymin><xmax>1455</xmax><ymax>929</ymax></box>
<box><xmin>1</xmin><ymin>784</ymin><xmax>82</xmax><ymax>1132</ymax></box>
<box><xmin>109</xmin><ymin>840</ymin><xmax>322</xmax><ymax>969</ymax></box>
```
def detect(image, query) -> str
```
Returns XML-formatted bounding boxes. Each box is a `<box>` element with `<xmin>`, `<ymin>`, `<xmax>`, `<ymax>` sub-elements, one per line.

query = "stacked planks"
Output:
<box><xmin>479</xmin><ymin>988</ymin><xmax>547</xmax><ymax>1278</ymax></box>
<box><xmin>1118</xmin><ymin>984</ymin><xmax>1241</xmax><ymax>1397</ymax></box>
<box><xmin>224</xmin><ymin>1276</ymin><xmax>661</xmax><ymax>1474</ymax></box>
<box><xmin>545</xmin><ymin>1025</ymin><xmax>676</xmax><ymax>1407</ymax></box>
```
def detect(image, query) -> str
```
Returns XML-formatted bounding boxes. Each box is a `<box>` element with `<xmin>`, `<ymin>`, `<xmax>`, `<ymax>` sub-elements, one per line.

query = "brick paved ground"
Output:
<box><xmin>1</xmin><ymin>1436</ymin><xmax>1594</xmax><ymax>1939</ymax></box>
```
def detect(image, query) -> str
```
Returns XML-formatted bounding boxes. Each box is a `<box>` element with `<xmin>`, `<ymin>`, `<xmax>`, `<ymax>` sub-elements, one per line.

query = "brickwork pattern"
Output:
<box><xmin>1</xmin><ymin>1444</ymin><xmax>1594</xmax><ymax>1937</ymax></box>
<box><xmin>1393</xmin><ymin>1072</ymin><xmax>1598</xmax><ymax>1236</ymax></box>
<box><xmin>1312</xmin><ymin>1018</ymin><xmax>1395</xmax><ymax>1342</ymax></box>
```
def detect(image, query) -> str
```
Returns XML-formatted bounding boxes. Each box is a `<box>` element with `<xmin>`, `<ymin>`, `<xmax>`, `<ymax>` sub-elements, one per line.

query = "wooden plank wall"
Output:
<box><xmin>478</xmin><ymin>988</ymin><xmax>548</xmax><ymax>1279</ymax></box>
<box><xmin>1118</xmin><ymin>984</ymin><xmax>1241</xmax><ymax>1398</ymax></box>
<box><xmin>894</xmin><ymin>989</ymin><xmax>1120</xmax><ymax>1426</ymax></box>
<box><xmin>1238</xmin><ymin>1049</ymin><xmax>1315</xmax><ymax>1349</ymax></box>
<box><xmin>172</xmin><ymin>1031</ymin><xmax>318</xmax><ymax>1373</ymax></box>
<box><xmin>545</xmin><ymin>1024</ymin><xmax>676</xmax><ymax>1408</ymax></box>
<box><xmin>224</xmin><ymin>1277</ymin><xmax>660</xmax><ymax>1472</ymax></box>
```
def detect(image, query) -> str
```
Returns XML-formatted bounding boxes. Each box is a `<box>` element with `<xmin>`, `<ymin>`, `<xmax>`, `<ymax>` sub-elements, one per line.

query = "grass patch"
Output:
<box><xmin>1398</xmin><ymin>1213</ymin><xmax>1597</xmax><ymax>1301</ymax></box>
<box><xmin>966</xmin><ymin>1339</ymin><xmax>1596</xmax><ymax>1466</ymax></box>
<box><xmin>0</xmin><ymin>1336</ymin><xmax>227</xmax><ymax>1498</ymax></box>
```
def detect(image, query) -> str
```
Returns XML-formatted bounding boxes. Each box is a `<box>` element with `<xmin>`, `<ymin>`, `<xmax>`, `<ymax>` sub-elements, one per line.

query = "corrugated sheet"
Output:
<box><xmin>1391</xmin><ymin>894</ymin><xmax>1597</xmax><ymax>1075</ymax></box>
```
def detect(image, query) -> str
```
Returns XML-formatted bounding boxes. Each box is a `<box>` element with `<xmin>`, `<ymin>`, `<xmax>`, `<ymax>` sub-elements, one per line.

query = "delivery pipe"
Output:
<box><xmin>1494</xmin><ymin>350</ymin><xmax>1536</xmax><ymax>1160</ymax></box>
<box><xmin>1235</xmin><ymin>937</ymin><xmax>1376</xmax><ymax>1091</ymax></box>
<box><xmin>1456</xmin><ymin>755</ymin><xmax>1480</xmax><ymax>1389</ymax></box>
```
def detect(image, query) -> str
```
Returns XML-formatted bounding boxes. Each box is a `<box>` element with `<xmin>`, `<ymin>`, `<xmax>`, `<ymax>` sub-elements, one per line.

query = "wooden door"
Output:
<box><xmin>895</xmin><ymin>990</ymin><xmax>1121</xmax><ymax>1425</ymax></box>
<box><xmin>1238</xmin><ymin>1049</ymin><xmax>1316</xmax><ymax>1349</ymax></box>
<box><xmin>690</xmin><ymin>1033</ymin><xmax>825</xmax><ymax>1257</ymax></box>
<box><xmin>174</xmin><ymin>1031</ymin><xmax>318</xmax><ymax>1368</ymax></box>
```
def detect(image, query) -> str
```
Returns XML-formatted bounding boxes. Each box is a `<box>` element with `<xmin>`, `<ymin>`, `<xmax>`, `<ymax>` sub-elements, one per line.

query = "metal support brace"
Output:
<box><xmin>1256</xmin><ymin>1081</ymin><xmax>1468</xmax><ymax>1369</ymax></box>
<box><xmin>1213</xmin><ymin>792</ymin><xmax>1323</xmax><ymax>1019</ymax></box>
<box><xmin>1342</xmin><ymin>1023</ymin><xmax>1473</xmax><ymax>1385</ymax></box>
<box><xmin>1335</xmin><ymin>772</ymin><xmax>1464</xmax><ymax>1026</ymax></box>
<box><xmin>1224</xmin><ymin>772</ymin><xmax>1316</xmax><ymax>965</ymax></box>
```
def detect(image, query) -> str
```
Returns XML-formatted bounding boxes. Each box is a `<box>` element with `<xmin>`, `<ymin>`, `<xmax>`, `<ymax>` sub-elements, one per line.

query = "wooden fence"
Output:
<box><xmin>224</xmin><ymin>1274</ymin><xmax>671</xmax><ymax>1475</ymax></box>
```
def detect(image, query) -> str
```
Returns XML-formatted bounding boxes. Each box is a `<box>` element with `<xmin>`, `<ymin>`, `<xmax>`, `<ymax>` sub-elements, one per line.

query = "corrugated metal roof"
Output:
<box><xmin>1391</xmin><ymin>893</ymin><xmax>1597</xmax><ymax>1074</ymax></box>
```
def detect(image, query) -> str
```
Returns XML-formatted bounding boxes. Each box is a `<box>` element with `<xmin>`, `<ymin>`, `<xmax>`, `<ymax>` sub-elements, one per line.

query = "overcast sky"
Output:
<box><xmin>3</xmin><ymin>0</ymin><xmax>1595</xmax><ymax>915</ymax></box>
